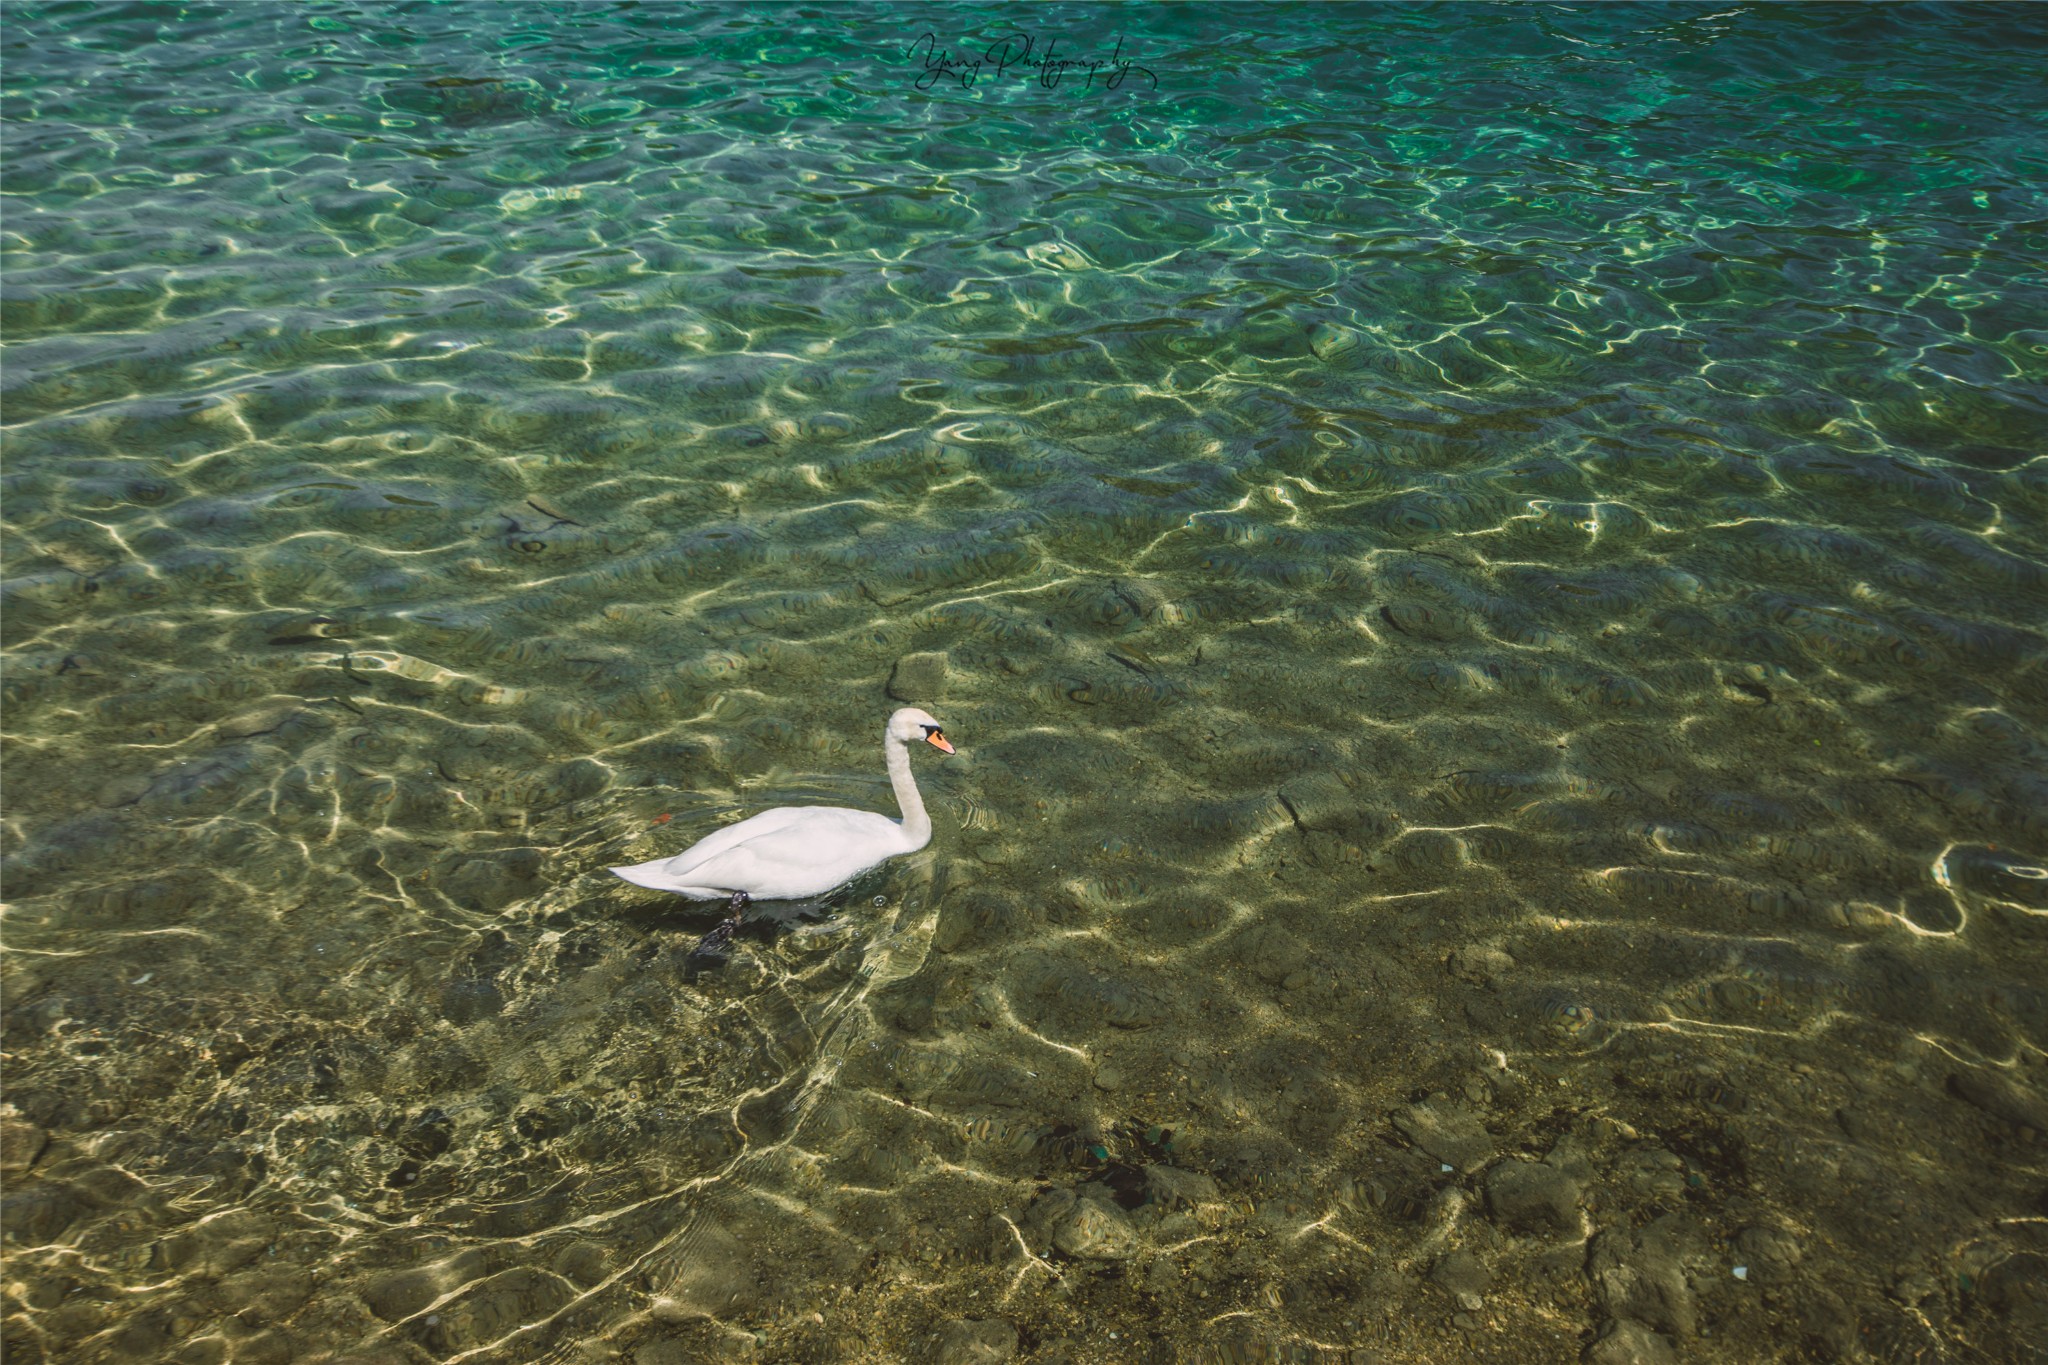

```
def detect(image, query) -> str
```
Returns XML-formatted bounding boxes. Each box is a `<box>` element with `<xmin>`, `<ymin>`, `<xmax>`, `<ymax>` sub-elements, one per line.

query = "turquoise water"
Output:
<box><xmin>4</xmin><ymin>3</ymin><xmax>2047</xmax><ymax>1361</ymax></box>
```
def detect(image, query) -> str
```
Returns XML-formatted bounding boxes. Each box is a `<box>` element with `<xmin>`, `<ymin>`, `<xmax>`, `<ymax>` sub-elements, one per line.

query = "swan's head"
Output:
<box><xmin>888</xmin><ymin>706</ymin><xmax>954</xmax><ymax>754</ymax></box>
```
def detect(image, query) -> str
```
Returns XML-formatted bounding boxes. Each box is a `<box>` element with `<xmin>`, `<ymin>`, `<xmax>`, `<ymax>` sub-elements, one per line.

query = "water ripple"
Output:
<box><xmin>4</xmin><ymin>4</ymin><xmax>2047</xmax><ymax>1363</ymax></box>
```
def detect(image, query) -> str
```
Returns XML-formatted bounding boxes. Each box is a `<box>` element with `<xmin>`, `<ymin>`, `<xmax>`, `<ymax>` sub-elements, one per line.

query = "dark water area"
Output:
<box><xmin>3</xmin><ymin>3</ymin><xmax>2047</xmax><ymax>1362</ymax></box>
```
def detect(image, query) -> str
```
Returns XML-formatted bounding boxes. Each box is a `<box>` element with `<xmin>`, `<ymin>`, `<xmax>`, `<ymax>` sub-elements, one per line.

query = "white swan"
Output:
<box><xmin>609</xmin><ymin>707</ymin><xmax>954</xmax><ymax>900</ymax></box>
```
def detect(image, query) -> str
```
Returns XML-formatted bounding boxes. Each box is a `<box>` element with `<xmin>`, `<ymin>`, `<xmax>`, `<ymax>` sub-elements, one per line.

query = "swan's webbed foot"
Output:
<box><xmin>687</xmin><ymin>892</ymin><xmax>752</xmax><ymax>963</ymax></box>
<box><xmin>691</xmin><ymin>918</ymin><xmax>737</xmax><ymax>960</ymax></box>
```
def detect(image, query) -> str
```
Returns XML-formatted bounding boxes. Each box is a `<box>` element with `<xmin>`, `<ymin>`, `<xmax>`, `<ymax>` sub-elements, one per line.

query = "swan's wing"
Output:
<box><xmin>652</xmin><ymin>806</ymin><xmax>906</xmax><ymax>898</ymax></box>
<box><xmin>610</xmin><ymin>808</ymin><xmax>821</xmax><ymax>895</ymax></box>
<box><xmin>654</xmin><ymin>805</ymin><xmax>816</xmax><ymax>876</ymax></box>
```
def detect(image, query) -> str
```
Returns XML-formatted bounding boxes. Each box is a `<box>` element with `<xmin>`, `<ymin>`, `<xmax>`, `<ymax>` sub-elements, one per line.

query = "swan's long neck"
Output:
<box><xmin>886</xmin><ymin>730</ymin><xmax>931</xmax><ymax>851</ymax></box>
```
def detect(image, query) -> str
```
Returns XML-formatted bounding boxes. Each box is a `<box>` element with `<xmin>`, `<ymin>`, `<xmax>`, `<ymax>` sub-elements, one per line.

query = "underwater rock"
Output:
<box><xmin>1276</xmin><ymin>771</ymin><xmax>1386</xmax><ymax>835</ymax></box>
<box><xmin>1485</xmin><ymin>1157</ymin><xmax>1584</xmax><ymax>1234</ymax></box>
<box><xmin>1051</xmin><ymin>1198</ymin><xmax>1138</xmax><ymax>1260</ymax></box>
<box><xmin>362</xmin><ymin>1267</ymin><xmax>441</xmax><ymax>1322</ymax></box>
<box><xmin>133</xmin><ymin>746</ymin><xmax>265</xmax><ymax>811</ymax></box>
<box><xmin>1733</xmin><ymin>1225</ymin><xmax>1802</xmax><ymax>1284</ymax></box>
<box><xmin>1144</xmin><ymin>1164</ymin><xmax>1219</xmax><ymax>1209</ymax></box>
<box><xmin>214</xmin><ymin>702</ymin><xmax>303</xmax><ymax>739</ymax></box>
<box><xmin>1449</xmin><ymin>946</ymin><xmax>1515</xmax><ymax>986</ymax></box>
<box><xmin>888</xmin><ymin>650</ymin><xmax>952</xmax><ymax>703</ymax></box>
<box><xmin>1619</xmin><ymin>1147</ymin><xmax>1687</xmax><ymax>1202</ymax></box>
<box><xmin>1308</xmin><ymin>322</ymin><xmax>1361</xmax><ymax>362</ymax></box>
<box><xmin>440</xmin><ymin>848</ymin><xmax>545</xmax><ymax>912</ymax></box>
<box><xmin>1588</xmin><ymin>1215</ymin><xmax>1700</xmax><ymax>1340</ymax></box>
<box><xmin>214</xmin><ymin>1263</ymin><xmax>313</xmax><ymax>1325</ymax></box>
<box><xmin>159</xmin><ymin>1208</ymin><xmax>276</xmax><ymax>1277</ymax></box>
<box><xmin>1022</xmin><ymin>1186</ymin><xmax>1076</xmax><ymax>1251</ymax></box>
<box><xmin>931</xmin><ymin>1317</ymin><xmax>1018</xmax><ymax>1365</ymax></box>
<box><xmin>431</xmin><ymin>1266</ymin><xmax>579</xmax><ymax>1351</ymax></box>
<box><xmin>96</xmin><ymin>774</ymin><xmax>153</xmax><ymax>808</ymax></box>
<box><xmin>1793</xmin><ymin>1290</ymin><xmax>1857</xmax><ymax>1360</ymax></box>
<box><xmin>646</xmin><ymin>1217</ymin><xmax>759</xmax><ymax>1318</ymax></box>
<box><xmin>1</xmin><ymin>1180</ymin><xmax>93</xmax><ymax>1244</ymax></box>
<box><xmin>439</xmin><ymin>977</ymin><xmax>505</xmax><ymax>1025</ymax></box>
<box><xmin>1947</xmin><ymin>1067</ymin><xmax>2048</xmax><ymax>1131</ymax></box>
<box><xmin>1240</xmin><ymin>923</ymin><xmax>1308</xmax><ymax>985</ymax></box>
<box><xmin>1184</xmin><ymin>794</ymin><xmax>1293</xmax><ymax>844</ymax></box>
<box><xmin>1393</xmin><ymin>1097</ymin><xmax>1493</xmax><ymax>1171</ymax></box>
<box><xmin>1584</xmin><ymin>1317</ymin><xmax>1676</xmax><ymax>1365</ymax></box>
<box><xmin>1378</xmin><ymin>600</ymin><xmax>1465</xmax><ymax>641</ymax></box>
<box><xmin>1430</xmin><ymin>1249</ymin><xmax>1492</xmax><ymax>1302</ymax></box>
<box><xmin>1969</xmin><ymin>1252</ymin><xmax>2048</xmax><ymax>1346</ymax></box>
<box><xmin>1014</xmin><ymin>953</ymin><xmax>1168</xmax><ymax>1031</ymax></box>
<box><xmin>0</xmin><ymin>1106</ymin><xmax>46</xmax><ymax>1180</ymax></box>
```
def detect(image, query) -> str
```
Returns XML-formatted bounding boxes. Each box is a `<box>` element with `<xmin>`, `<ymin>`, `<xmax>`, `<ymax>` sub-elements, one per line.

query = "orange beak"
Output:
<box><xmin>925</xmin><ymin>731</ymin><xmax>954</xmax><ymax>755</ymax></box>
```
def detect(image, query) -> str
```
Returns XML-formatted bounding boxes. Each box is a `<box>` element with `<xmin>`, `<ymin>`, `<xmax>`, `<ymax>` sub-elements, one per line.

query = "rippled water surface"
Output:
<box><xmin>5</xmin><ymin>4</ymin><xmax>2048</xmax><ymax>1362</ymax></box>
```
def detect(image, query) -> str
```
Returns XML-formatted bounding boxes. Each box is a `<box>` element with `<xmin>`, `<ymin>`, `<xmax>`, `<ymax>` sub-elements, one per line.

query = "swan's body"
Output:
<box><xmin>609</xmin><ymin>707</ymin><xmax>953</xmax><ymax>901</ymax></box>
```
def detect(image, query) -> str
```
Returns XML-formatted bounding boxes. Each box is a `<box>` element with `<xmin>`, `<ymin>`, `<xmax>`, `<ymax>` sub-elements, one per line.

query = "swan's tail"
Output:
<box><xmin>609</xmin><ymin>859</ymin><xmax>720</xmax><ymax>897</ymax></box>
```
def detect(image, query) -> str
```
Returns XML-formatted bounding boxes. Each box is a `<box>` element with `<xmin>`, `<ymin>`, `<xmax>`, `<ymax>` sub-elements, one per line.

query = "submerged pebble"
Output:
<box><xmin>1051</xmin><ymin>1198</ymin><xmax>1138</xmax><ymax>1260</ymax></box>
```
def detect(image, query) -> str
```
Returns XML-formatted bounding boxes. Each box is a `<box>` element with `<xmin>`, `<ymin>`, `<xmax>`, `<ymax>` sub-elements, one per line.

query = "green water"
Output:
<box><xmin>3</xmin><ymin>3</ymin><xmax>2046</xmax><ymax>1362</ymax></box>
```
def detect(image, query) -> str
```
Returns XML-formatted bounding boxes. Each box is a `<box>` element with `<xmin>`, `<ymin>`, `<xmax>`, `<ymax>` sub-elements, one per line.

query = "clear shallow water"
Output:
<box><xmin>3</xmin><ymin>2</ymin><xmax>2046</xmax><ymax>1361</ymax></box>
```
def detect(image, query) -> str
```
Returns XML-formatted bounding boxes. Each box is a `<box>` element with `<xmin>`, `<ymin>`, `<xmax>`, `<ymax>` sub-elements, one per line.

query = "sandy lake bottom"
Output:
<box><xmin>4</xmin><ymin>5</ymin><xmax>2047</xmax><ymax>1363</ymax></box>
